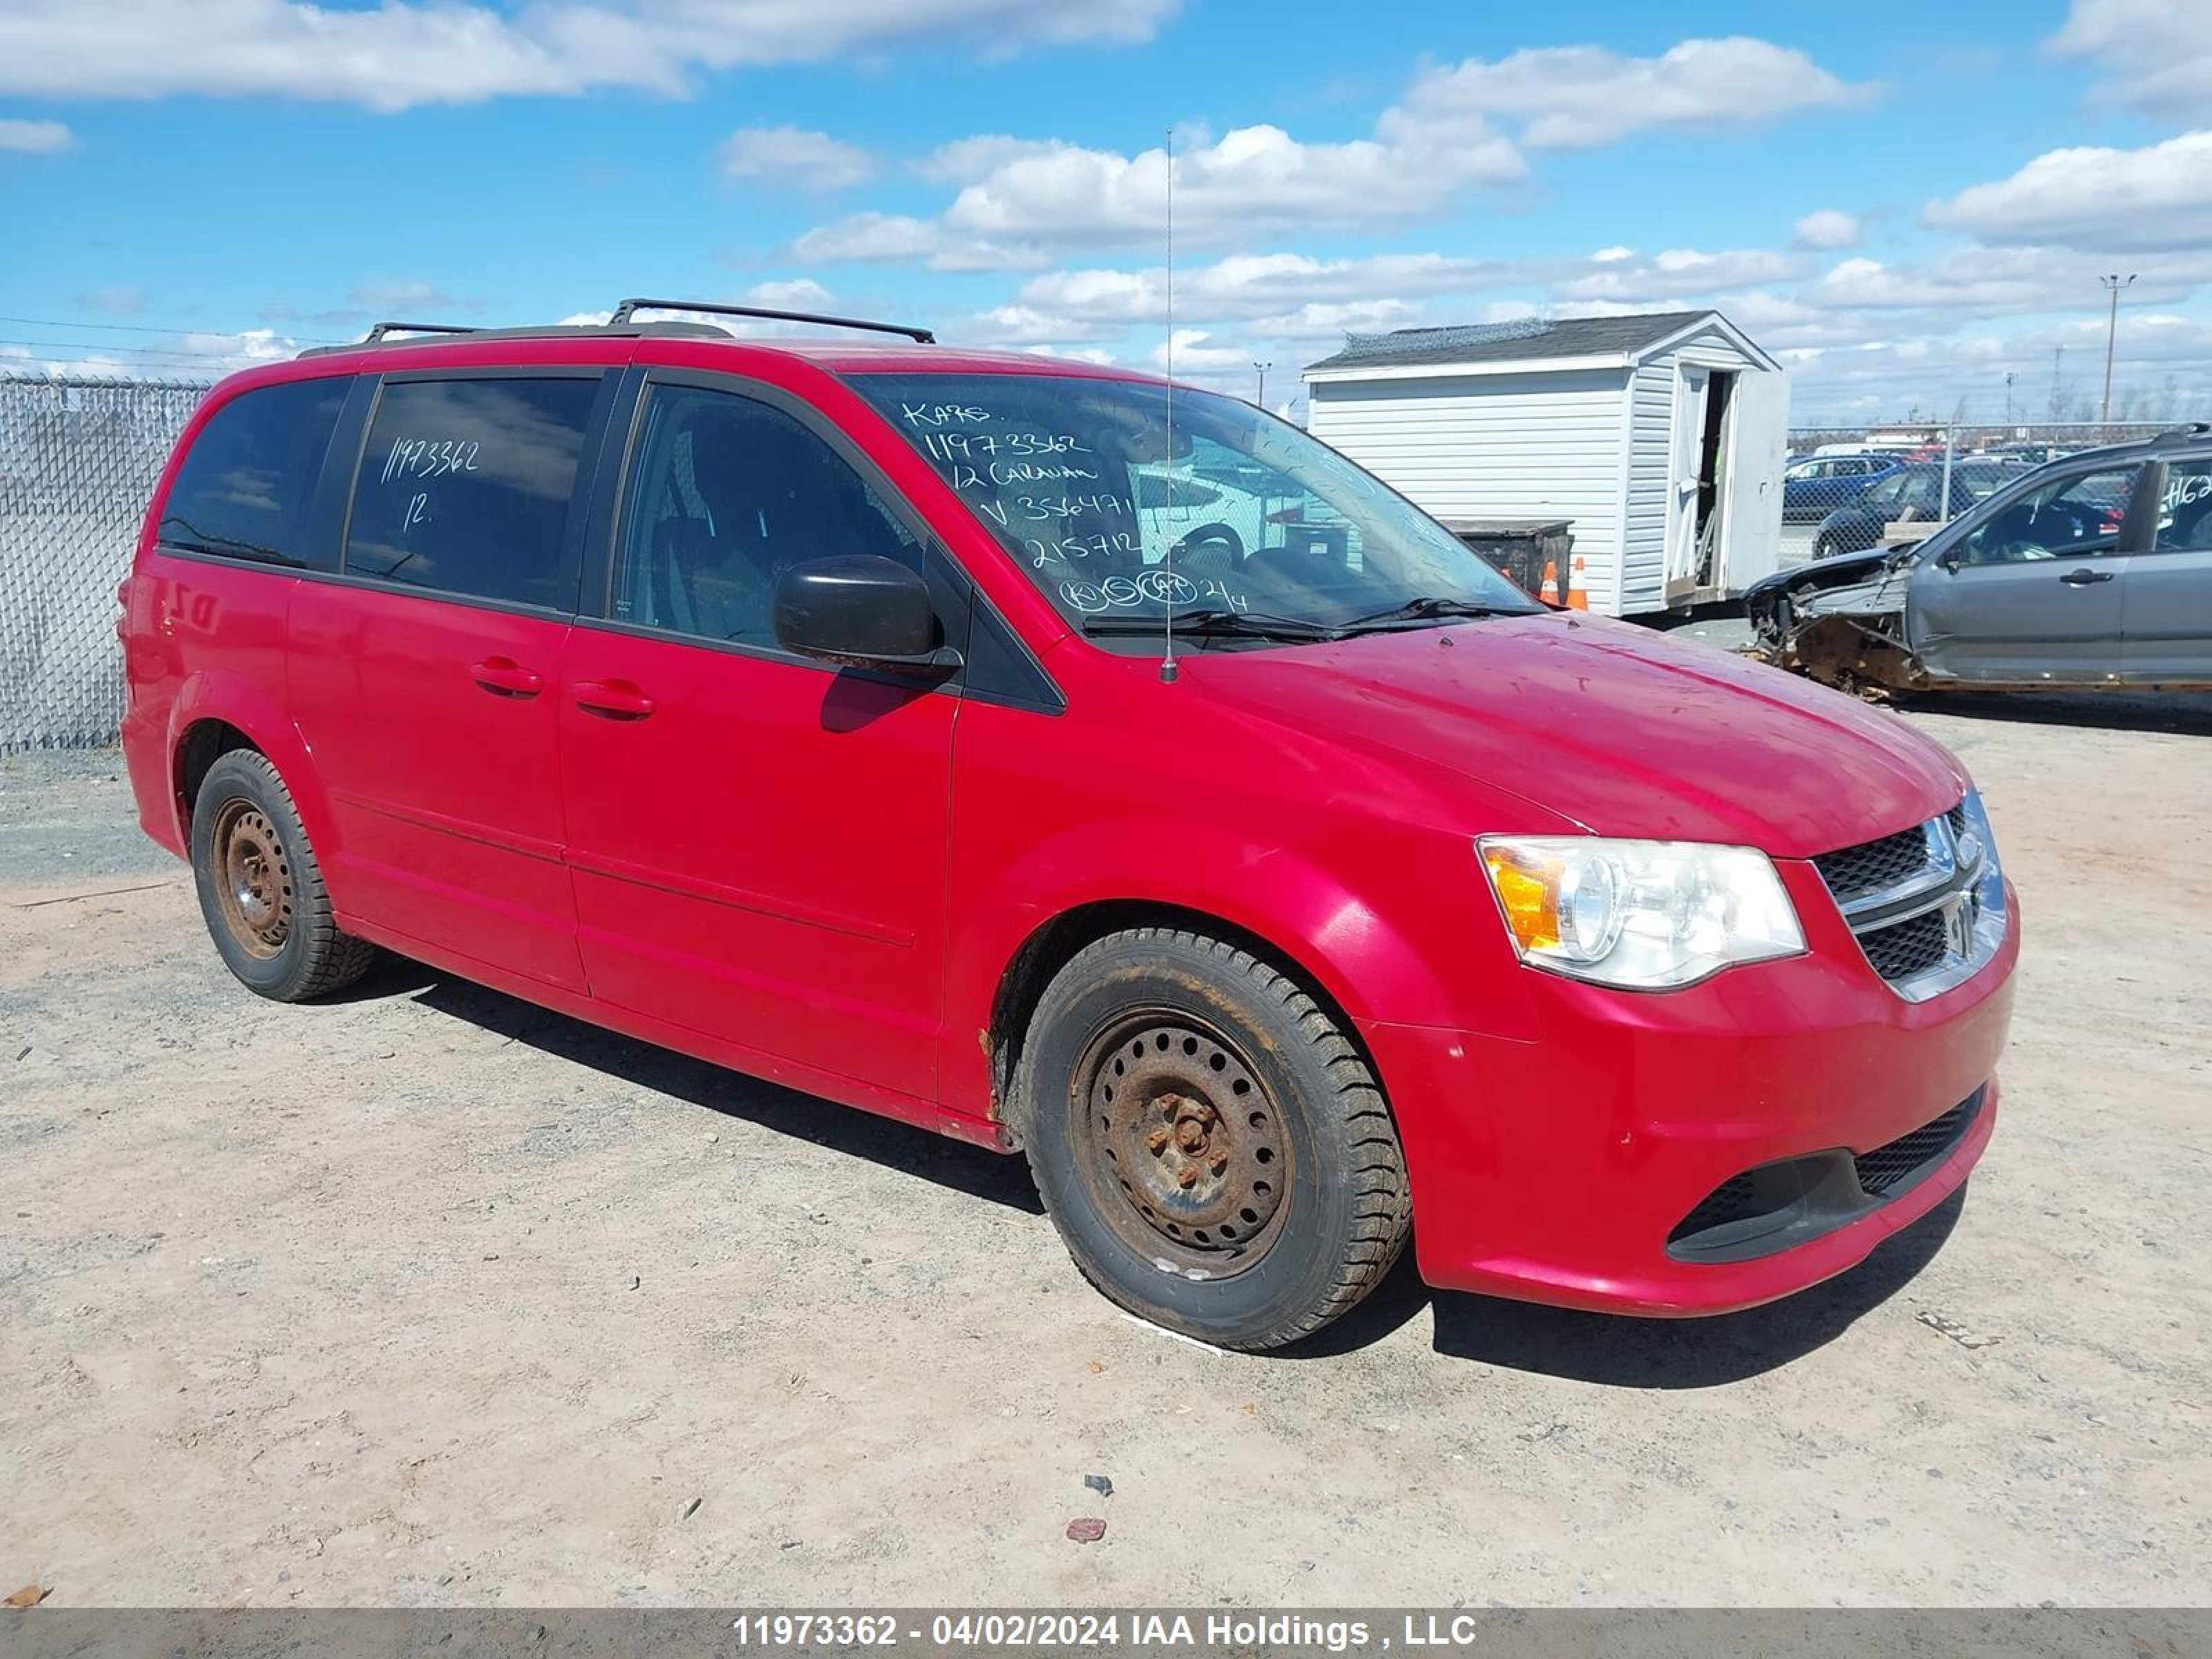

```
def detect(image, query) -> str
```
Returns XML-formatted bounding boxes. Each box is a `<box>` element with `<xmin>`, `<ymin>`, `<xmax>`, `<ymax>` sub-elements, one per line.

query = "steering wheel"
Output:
<box><xmin>1169</xmin><ymin>522</ymin><xmax>1245</xmax><ymax>578</ymax></box>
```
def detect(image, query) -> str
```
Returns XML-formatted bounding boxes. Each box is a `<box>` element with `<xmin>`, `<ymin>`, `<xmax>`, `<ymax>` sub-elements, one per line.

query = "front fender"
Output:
<box><xmin>940</xmin><ymin>811</ymin><xmax>1537</xmax><ymax>1121</ymax></box>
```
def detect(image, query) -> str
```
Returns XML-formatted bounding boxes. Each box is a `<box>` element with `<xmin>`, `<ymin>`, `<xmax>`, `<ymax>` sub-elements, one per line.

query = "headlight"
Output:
<box><xmin>1477</xmin><ymin>836</ymin><xmax>1806</xmax><ymax>990</ymax></box>
<box><xmin>1953</xmin><ymin>786</ymin><xmax>2008</xmax><ymax>926</ymax></box>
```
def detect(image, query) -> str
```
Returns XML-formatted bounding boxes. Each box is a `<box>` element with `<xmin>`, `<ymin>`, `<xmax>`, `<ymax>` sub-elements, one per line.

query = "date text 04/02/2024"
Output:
<box><xmin>727</xmin><ymin>1613</ymin><xmax>1491</xmax><ymax>1651</ymax></box>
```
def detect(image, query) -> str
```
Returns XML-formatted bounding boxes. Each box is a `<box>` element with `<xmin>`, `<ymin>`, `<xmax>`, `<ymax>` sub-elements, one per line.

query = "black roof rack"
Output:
<box><xmin>296</xmin><ymin>320</ymin><xmax>734</xmax><ymax>358</ymax></box>
<box><xmin>610</xmin><ymin>296</ymin><xmax>934</xmax><ymax>344</ymax></box>
<box><xmin>362</xmin><ymin>321</ymin><xmax>480</xmax><ymax>343</ymax></box>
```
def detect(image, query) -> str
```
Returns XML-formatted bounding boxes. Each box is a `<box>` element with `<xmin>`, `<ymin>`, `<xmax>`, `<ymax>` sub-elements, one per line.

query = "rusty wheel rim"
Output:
<box><xmin>209</xmin><ymin>798</ymin><xmax>292</xmax><ymax>959</ymax></box>
<box><xmin>1071</xmin><ymin>1012</ymin><xmax>1291</xmax><ymax>1277</ymax></box>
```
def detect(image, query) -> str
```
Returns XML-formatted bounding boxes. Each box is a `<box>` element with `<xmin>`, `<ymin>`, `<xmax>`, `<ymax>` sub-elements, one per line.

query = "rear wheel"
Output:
<box><xmin>1015</xmin><ymin>927</ymin><xmax>1410</xmax><ymax>1351</ymax></box>
<box><xmin>189</xmin><ymin>750</ymin><xmax>377</xmax><ymax>1001</ymax></box>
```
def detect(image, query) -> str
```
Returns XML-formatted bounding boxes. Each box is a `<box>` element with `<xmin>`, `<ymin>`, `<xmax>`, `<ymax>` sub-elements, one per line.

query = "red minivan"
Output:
<box><xmin>120</xmin><ymin>303</ymin><xmax>2018</xmax><ymax>1350</ymax></box>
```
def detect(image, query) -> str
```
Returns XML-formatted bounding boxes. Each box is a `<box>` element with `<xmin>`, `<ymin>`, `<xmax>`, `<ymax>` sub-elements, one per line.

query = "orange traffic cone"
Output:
<box><xmin>1538</xmin><ymin>559</ymin><xmax>1559</xmax><ymax>604</ymax></box>
<box><xmin>1565</xmin><ymin>555</ymin><xmax>1589</xmax><ymax>610</ymax></box>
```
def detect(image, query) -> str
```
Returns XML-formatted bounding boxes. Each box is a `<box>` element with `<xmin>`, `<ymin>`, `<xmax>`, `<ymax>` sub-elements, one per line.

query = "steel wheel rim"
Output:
<box><xmin>1070</xmin><ymin>1010</ymin><xmax>1292</xmax><ymax>1278</ymax></box>
<box><xmin>210</xmin><ymin>798</ymin><xmax>292</xmax><ymax>959</ymax></box>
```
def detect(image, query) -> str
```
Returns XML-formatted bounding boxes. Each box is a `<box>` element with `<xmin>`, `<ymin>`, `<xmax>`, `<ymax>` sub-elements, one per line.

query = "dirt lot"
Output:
<box><xmin>3</xmin><ymin>695</ymin><xmax>2209</xmax><ymax>1609</ymax></box>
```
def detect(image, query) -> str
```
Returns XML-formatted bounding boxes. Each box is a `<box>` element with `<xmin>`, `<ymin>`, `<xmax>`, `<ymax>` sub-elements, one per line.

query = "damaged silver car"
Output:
<box><xmin>1745</xmin><ymin>427</ymin><xmax>2212</xmax><ymax>695</ymax></box>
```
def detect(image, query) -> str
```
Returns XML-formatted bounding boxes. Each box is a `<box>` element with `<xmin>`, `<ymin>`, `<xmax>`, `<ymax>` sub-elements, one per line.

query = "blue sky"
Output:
<box><xmin>3</xmin><ymin>0</ymin><xmax>2209</xmax><ymax>421</ymax></box>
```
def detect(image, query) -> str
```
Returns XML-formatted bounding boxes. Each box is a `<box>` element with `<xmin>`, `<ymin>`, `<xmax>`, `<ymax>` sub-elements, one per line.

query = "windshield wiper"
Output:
<box><xmin>1079</xmin><ymin>608</ymin><xmax>1342</xmax><ymax>641</ymax></box>
<box><xmin>1336</xmin><ymin>595</ymin><xmax>1528</xmax><ymax>633</ymax></box>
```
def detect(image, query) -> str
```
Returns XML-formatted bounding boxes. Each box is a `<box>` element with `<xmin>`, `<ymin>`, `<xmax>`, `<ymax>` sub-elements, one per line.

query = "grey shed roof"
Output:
<box><xmin>1305</xmin><ymin>310</ymin><xmax>1720</xmax><ymax>373</ymax></box>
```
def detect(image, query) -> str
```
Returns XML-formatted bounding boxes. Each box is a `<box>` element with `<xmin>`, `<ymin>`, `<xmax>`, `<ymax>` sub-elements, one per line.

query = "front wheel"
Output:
<box><xmin>1014</xmin><ymin>928</ymin><xmax>1412</xmax><ymax>1351</ymax></box>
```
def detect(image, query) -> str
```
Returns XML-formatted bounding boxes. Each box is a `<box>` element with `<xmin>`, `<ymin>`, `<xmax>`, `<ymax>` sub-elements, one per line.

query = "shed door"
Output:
<box><xmin>1666</xmin><ymin>366</ymin><xmax>1709</xmax><ymax>589</ymax></box>
<box><xmin>1721</xmin><ymin>370</ymin><xmax>1789</xmax><ymax>592</ymax></box>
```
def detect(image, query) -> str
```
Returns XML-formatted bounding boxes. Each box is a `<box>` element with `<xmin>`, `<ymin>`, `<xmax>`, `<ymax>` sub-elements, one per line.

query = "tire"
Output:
<box><xmin>1013</xmin><ymin>927</ymin><xmax>1412</xmax><ymax>1351</ymax></box>
<box><xmin>189</xmin><ymin>749</ymin><xmax>377</xmax><ymax>1002</ymax></box>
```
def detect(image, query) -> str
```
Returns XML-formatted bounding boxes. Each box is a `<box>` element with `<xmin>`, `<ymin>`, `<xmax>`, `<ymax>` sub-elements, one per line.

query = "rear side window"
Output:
<box><xmin>345</xmin><ymin>375</ymin><xmax>601</xmax><ymax>611</ymax></box>
<box><xmin>158</xmin><ymin>378</ymin><xmax>350</xmax><ymax>568</ymax></box>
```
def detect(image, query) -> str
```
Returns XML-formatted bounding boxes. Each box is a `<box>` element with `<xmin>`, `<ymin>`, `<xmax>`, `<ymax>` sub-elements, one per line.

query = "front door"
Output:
<box><xmin>557</xmin><ymin>376</ymin><xmax>959</xmax><ymax>1101</ymax></box>
<box><xmin>288</xmin><ymin>371</ymin><xmax>612</xmax><ymax>990</ymax></box>
<box><xmin>1907</xmin><ymin>462</ymin><xmax>2145</xmax><ymax>684</ymax></box>
<box><xmin>2126</xmin><ymin>456</ymin><xmax>2212</xmax><ymax>684</ymax></box>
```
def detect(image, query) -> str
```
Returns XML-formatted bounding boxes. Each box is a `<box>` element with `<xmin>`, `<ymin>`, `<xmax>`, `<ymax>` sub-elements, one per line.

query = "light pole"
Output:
<box><xmin>1253</xmin><ymin>361</ymin><xmax>1272</xmax><ymax>409</ymax></box>
<box><xmin>2101</xmin><ymin>273</ymin><xmax>2136</xmax><ymax>424</ymax></box>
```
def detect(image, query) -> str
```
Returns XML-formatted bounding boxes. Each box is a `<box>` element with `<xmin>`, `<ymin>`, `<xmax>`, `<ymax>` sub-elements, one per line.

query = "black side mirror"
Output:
<box><xmin>773</xmin><ymin>556</ymin><xmax>960</xmax><ymax>673</ymax></box>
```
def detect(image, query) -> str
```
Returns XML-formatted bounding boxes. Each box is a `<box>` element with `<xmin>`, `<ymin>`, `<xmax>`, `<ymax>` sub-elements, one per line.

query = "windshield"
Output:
<box><xmin>847</xmin><ymin>373</ymin><xmax>1541</xmax><ymax>638</ymax></box>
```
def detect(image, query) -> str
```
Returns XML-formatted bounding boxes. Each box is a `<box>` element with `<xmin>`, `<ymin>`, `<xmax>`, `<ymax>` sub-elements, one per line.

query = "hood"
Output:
<box><xmin>1743</xmin><ymin>545</ymin><xmax>1892</xmax><ymax>599</ymax></box>
<box><xmin>1186</xmin><ymin>613</ymin><xmax>1966</xmax><ymax>859</ymax></box>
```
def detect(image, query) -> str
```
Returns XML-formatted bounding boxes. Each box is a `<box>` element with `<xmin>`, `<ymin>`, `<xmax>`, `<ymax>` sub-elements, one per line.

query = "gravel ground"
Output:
<box><xmin>2</xmin><ymin>697</ymin><xmax>2209</xmax><ymax>1609</ymax></box>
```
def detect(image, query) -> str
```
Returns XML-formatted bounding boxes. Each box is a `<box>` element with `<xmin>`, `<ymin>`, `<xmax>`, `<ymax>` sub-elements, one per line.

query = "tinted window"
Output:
<box><xmin>1862</xmin><ymin>474</ymin><xmax>1906</xmax><ymax>510</ymax></box>
<box><xmin>2155</xmin><ymin>460</ymin><xmax>2212</xmax><ymax>551</ymax></box>
<box><xmin>611</xmin><ymin>384</ymin><xmax>921</xmax><ymax>646</ymax></box>
<box><xmin>1957</xmin><ymin>466</ymin><xmax>2141</xmax><ymax>565</ymax></box>
<box><xmin>346</xmin><ymin>376</ymin><xmax>600</xmax><ymax>610</ymax></box>
<box><xmin>158</xmin><ymin>377</ymin><xmax>349</xmax><ymax>568</ymax></box>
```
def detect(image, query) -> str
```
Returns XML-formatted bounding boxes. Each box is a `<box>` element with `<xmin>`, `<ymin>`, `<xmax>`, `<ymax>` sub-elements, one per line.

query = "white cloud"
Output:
<box><xmin>1924</xmin><ymin>131</ymin><xmax>2212</xmax><ymax>252</ymax></box>
<box><xmin>1806</xmin><ymin>245</ymin><xmax>2200</xmax><ymax>320</ymax></box>
<box><xmin>1015</xmin><ymin>252</ymin><xmax>1504</xmax><ymax>325</ymax></box>
<box><xmin>0</xmin><ymin>116</ymin><xmax>71</xmax><ymax>152</ymax></box>
<box><xmin>965</xmin><ymin>304</ymin><xmax>1125</xmax><ymax>347</ymax></box>
<box><xmin>1400</xmin><ymin>37</ymin><xmax>1870</xmax><ymax>151</ymax></box>
<box><xmin>791</xmin><ymin>211</ymin><xmax>1042</xmax><ymax>272</ymax></box>
<box><xmin>803</xmin><ymin>120</ymin><xmax>1522</xmax><ymax>264</ymax></box>
<box><xmin>935</xmin><ymin>120</ymin><xmax>1524</xmax><ymax>248</ymax></box>
<box><xmin>1782</xmin><ymin>312</ymin><xmax>2212</xmax><ymax>424</ymax></box>
<box><xmin>2051</xmin><ymin>0</ymin><xmax>2212</xmax><ymax>121</ymax></box>
<box><xmin>917</xmin><ymin>134</ymin><xmax>1062</xmax><ymax>182</ymax></box>
<box><xmin>0</xmin><ymin>0</ymin><xmax>1180</xmax><ymax>111</ymax></box>
<box><xmin>797</xmin><ymin>35</ymin><xmax>1859</xmax><ymax>263</ymax></box>
<box><xmin>1151</xmin><ymin>328</ymin><xmax>1253</xmax><ymax>375</ymax></box>
<box><xmin>742</xmin><ymin>279</ymin><xmax>838</xmax><ymax>310</ymax></box>
<box><xmin>1792</xmin><ymin>209</ymin><xmax>1859</xmax><ymax>250</ymax></box>
<box><xmin>720</xmin><ymin>126</ymin><xmax>875</xmax><ymax>194</ymax></box>
<box><xmin>1555</xmin><ymin>247</ymin><xmax>1810</xmax><ymax>303</ymax></box>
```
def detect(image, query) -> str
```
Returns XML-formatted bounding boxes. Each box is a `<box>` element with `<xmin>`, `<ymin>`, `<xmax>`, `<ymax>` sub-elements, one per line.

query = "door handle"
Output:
<box><xmin>470</xmin><ymin>657</ymin><xmax>544</xmax><ymax>697</ymax></box>
<box><xmin>2059</xmin><ymin>567</ymin><xmax>2115</xmax><ymax>585</ymax></box>
<box><xmin>573</xmin><ymin>679</ymin><xmax>656</xmax><ymax>720</ymax></box>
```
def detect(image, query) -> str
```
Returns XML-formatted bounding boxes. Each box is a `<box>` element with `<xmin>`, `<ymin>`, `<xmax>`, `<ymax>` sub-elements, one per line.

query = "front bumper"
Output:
<box><xmin>1363</xmin><ymin>865</ymin><xmax>2018</xmax><ymax>1316</ymax></box>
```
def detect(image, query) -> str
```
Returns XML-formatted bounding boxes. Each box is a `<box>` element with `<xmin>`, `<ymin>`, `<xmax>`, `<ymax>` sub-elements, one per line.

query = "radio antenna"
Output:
<box><xmin>1160</xmin><ymin>126</ymin><xmax>1179</xmax><ymax>686</ymax></box>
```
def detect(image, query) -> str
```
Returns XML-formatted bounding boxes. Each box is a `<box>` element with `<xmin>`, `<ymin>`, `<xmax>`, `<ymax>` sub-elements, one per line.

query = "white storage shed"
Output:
<box><xmin>1303</xmin><ymin>310</ymin><xmax>1789</xmax><ymax>615</ymax></box>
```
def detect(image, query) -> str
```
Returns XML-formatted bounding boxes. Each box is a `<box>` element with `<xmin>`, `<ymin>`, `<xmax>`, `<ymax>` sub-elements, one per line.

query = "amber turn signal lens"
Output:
<box><xmin>1480</xmin><ymin>844</ymin><xmax>1563</xmax><ymax>953</ymax></box>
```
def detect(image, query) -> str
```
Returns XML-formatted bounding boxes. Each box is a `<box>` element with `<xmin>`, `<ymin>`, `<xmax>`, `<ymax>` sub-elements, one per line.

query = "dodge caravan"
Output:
<box><xmin>120</xmin><ymin>301</ymin><xmax>2018</xmax><ymax>1350</ymax></box>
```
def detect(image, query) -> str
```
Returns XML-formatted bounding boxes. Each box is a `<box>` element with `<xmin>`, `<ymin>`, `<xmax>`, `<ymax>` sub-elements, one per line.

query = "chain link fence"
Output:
<box><xmin>1</xmin><ymin>373</ymin><xmax>211</xmax><ymax>751</ymax></box>
<box><xmin>1779</xmin><ymin>420</ymin><xmax>2182</xmax><ymax>567</ymax></box>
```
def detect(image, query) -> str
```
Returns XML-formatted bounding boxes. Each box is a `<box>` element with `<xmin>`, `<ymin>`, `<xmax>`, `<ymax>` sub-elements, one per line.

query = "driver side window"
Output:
<box><xmin>612</xmin><ymin>384</ymin><xmax>921</xmax><ymax>646</ymax></box>
<box><xmin>1955</xmin><ymin>466</ymin><xmax>2140</xmax><ymax>567</ymax></box>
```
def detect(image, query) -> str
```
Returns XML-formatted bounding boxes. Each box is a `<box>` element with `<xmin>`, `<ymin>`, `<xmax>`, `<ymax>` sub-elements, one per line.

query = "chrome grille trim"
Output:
<box><xmin>1815</xmin><ymin>804</ymin><xmax>2007</xmax><ymax>1002</ymax></box>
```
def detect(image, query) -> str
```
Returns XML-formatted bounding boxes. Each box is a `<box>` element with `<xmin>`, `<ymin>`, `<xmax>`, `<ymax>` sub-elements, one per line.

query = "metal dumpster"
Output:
<box><xmin>1441</xmin><ymin>518</ymin><xmax>1573</xmax><ymax>599</ymax></box>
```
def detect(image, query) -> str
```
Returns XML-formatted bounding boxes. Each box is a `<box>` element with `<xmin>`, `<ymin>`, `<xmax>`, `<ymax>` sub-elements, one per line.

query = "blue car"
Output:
<box><xmin>1782</xmin><ymin>452</ymin><xmax>1904</xmax><ymax>522</ymax></box>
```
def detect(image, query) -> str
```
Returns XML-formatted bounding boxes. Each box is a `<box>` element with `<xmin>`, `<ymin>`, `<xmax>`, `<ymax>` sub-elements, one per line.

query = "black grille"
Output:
<box><xmin>1667</xmin><ymin>1088</ymin><xmax>1986</xmax><ymax>1260</ymax></box>
<box><xmin>1813</xmin><ymin>823</ymin><xmax>1932</xmax><ymax>905</ymax></box>
<box><xmin>1859</xmin><ymin>907</ymin><xmax>1950</xmax><ymax>982</ymax></box>
<box><xmin>1855</xmin><ymin>1091</ymin><xmax>1983</xmax><ymax>1195</ymax></box>
<box><xmin>1668</xmin><ymin>1172</ymin><xmax>1760</xmax><ymax>1241</ymax></box>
